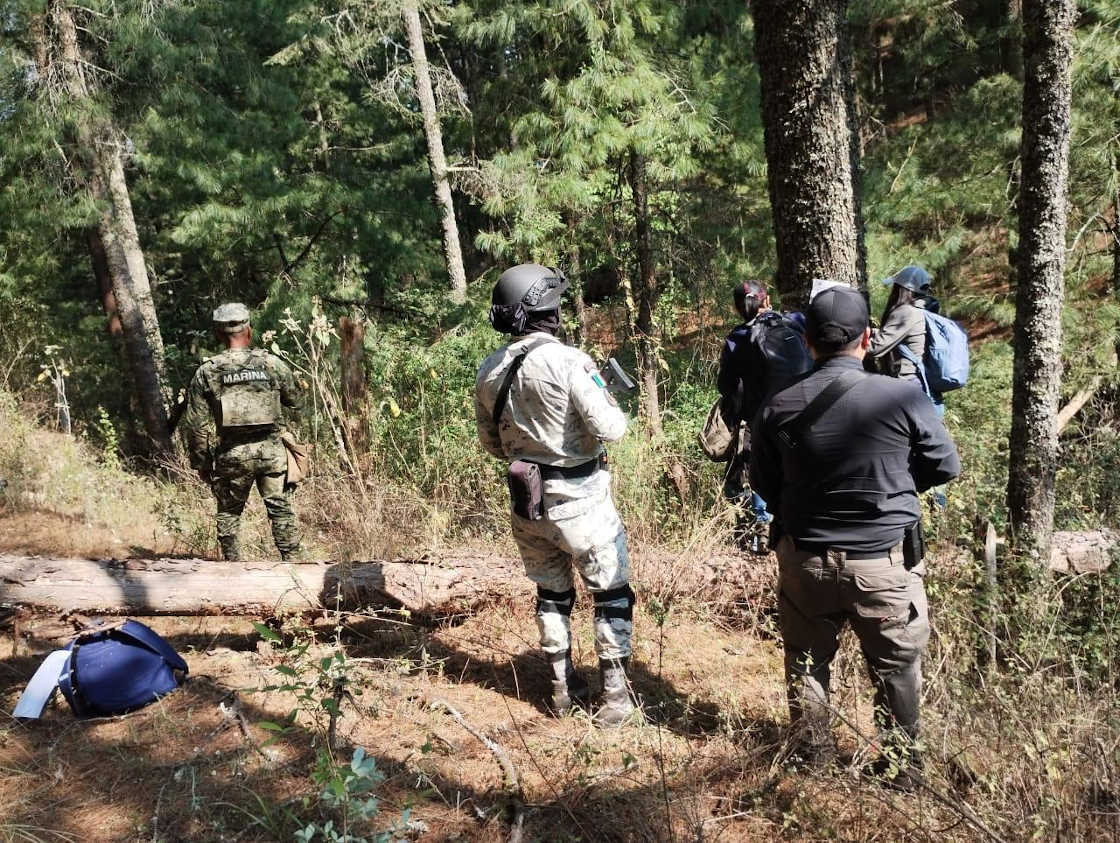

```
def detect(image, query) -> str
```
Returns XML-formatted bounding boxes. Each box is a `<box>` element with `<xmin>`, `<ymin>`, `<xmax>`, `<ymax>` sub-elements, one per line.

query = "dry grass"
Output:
<box><xmin>1</xmin><ymin>394</ymin><xmax>1118</xmax><ymax>842</ymax></box>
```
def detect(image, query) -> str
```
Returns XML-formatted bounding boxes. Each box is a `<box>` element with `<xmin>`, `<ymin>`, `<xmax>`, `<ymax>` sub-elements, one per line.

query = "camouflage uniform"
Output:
<box><xmin>475</xmin><ymin>333</ymin><xmax>633</xmax><ymax>661</ymax></box>
<box><xmin>181</xmin><ymin>345</ymin><xmax>303</xmax><ymax>561</ymax></box>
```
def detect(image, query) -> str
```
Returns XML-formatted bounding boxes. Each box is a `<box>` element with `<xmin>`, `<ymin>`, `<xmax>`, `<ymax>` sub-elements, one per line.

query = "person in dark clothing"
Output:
<box><xmin>717</xmin><ymin>280</ymin><xmax>811</xmax><ymax>547</ymax></box>
<box><xmin>750</xmin><ymin>285</ymin><xmax>960</xmax><ymax>789</ymax></box>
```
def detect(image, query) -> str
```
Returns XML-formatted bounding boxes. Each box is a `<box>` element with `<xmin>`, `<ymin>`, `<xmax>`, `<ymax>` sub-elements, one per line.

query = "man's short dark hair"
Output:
<box><xmin>811</xmin><ymin>334</ymin><xmax>864</xmax><ymax>357</ymax></box>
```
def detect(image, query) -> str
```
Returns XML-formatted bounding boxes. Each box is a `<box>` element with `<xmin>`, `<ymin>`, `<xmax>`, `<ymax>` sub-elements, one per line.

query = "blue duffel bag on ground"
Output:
<box><xmin>14</xmin><ymin>619</ymin><xmax>188</xmax><ymax>719</ymax></box>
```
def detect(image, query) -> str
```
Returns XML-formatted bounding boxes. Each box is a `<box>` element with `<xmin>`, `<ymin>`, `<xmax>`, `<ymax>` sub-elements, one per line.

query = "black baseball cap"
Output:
<box><xmin>806</xmin><ymin>285</ymin><xmax>868</xmax><ymax>346</ymax></box>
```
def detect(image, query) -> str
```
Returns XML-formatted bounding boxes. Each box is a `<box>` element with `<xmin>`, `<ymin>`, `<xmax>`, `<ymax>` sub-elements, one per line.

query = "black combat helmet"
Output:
<box><xmin>882</xmin><ymin>265</ymin><xmax>932</xmax><ymax>293</ymax></box>
<box><xmin>489</xmin><ymin>263</ymin><xmax>569</xmax><ymax>334</ymax></box>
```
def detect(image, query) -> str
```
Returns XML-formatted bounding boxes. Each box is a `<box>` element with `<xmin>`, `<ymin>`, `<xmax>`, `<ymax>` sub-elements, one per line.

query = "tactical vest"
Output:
<box><xmin>216</xmin><ymin>352</ymin><xmax>281</xmax><ymax>430</ymax></box>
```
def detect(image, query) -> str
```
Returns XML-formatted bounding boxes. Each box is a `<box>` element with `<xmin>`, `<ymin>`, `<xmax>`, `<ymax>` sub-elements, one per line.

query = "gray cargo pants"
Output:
<box><xmin>511</xmin><ymin>471</ymin><xmax>633</xmax><ymax>661</ymax></box>
<box><xmin>775</xmin><ymin>534</ymin><xmax>930</xmax><ymax>753</ymax></box>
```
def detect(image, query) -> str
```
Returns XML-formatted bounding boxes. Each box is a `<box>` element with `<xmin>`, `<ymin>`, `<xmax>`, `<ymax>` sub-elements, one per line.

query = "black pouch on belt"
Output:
<box><xmin>903</xmin><ymin>521</ymin><xmax>926</xmax><ymax>569</ymax></box>
<box><xmin>507</xmin><ymin>460</ymin><xmax>545</xmax><ymax>520</ymax></box>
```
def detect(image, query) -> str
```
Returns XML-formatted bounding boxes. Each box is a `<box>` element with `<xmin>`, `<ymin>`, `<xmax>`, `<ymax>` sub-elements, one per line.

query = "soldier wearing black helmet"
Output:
<box><xmin>475</xmin><ymin>264</ymin><xmax>639</xmax><ymax>727</ymax></box>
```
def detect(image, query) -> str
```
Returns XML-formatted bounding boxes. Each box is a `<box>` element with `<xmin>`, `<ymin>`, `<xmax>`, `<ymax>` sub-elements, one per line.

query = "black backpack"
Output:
<box><xmin>741</xmin><ymin>312</ymin><xmax>812</xmax><ymax>419</ymax></box>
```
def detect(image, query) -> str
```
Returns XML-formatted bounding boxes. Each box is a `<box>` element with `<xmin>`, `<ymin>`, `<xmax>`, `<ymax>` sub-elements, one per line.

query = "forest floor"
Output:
<box><xmin>2</xmin><ymin>555</ymin><xmax>984</xmax><ymax>843</ymax></box>
<box><xmin>2</xmin><ymin>408</ymin><xmax>1117</xmax><ymax>842</ymax></box>
<box><xmin>0</xmin><ymin>519</ymin><xmax>1041</xmax><ymax>843</ymax></box>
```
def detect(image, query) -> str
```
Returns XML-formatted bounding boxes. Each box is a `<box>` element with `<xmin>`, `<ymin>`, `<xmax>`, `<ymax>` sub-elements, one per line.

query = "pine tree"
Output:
<box><xmin>31</xmin><ymin>2</ymin><xmax>174</xmax><ymax>457</ymax></box>
<box><xmin>463</xmin><ymin>0</ymin><xmax>716</xmax><ymax>433</ymax></box>
<box><xmin>751</xmin><ymin>0</ymin><xmax>866</xmax><ymax>305</ymax></box>
<box><xmin>1007</xmin><ymin>0</ymin><xmax>1077</xmax><ymax>565</ymax></box>
<box><xmin>403</xmin><ymin>0</ymin><xmax>468</xmax><ymax>304</ymax></box>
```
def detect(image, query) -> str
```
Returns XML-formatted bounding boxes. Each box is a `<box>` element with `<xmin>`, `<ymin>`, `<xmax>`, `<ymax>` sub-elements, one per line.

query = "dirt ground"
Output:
<box><xmin>1</xmin><ymin>583</ymin><xmax>991</xmax><ymax>842</ymax></box>
<box><xmin>0</xmin><ymin>508</ymin><xmax>1003</xmax><ymax>842</ymax></box>
<box><xmin>0</xmin><ymin>510</ymin><xmax>180</xmax><ymax>560</ymax></box>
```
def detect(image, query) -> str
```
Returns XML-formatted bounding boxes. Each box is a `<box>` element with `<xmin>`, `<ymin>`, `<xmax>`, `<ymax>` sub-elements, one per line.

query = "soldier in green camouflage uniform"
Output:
<box><xmin>180</xmin><ymin>303</ymin><xmax>303</xmax><ymax>561</ymax></box>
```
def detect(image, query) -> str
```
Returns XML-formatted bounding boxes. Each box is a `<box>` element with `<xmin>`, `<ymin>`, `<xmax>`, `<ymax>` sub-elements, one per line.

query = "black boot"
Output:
<box><xmin>865</xmin><ymin>748</ymin><xmax>924</xmax><ymax>792</ymax></box>
<box><xmin>548</xmin><ymin>650</ymin><xmax>589</xmax><ymax>715</ymax></box>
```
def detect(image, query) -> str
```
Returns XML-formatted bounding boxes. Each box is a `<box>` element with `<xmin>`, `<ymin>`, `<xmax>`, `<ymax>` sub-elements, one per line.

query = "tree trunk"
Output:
<box><xmin>627</xmin><ymin>151</ymin><xmax>662</xmax><ymax>436</ymax></box>
<box><xmin>1111</xmin><ymin>186</ymin><xmax>1119</xmax><ymax>306</ymax></box>
<box><xmin>87</xmin><ymin>228</ymin><xmax>122</xmax><ymax>337</ymax></box>
<box><xmin>750</xmin><ymin>0</ymin><xmax>866</xmax><ymax>308</ymax></box>
<box><xmin>0</xmin><ymin>553</ymin><xmax>527</xmax><ymax>617</ymax></box>
<box><xmin>565</xmin><ymin>233</ymin><xmax>588</xmax><ymax>349</ymax></box>
<box><xmin>403</xmin><ymin>0</ymin><xmax>468</xmax><ymax>305</ymax></box>
<box><xmin>1006</xmin><ymin>0</ymin><xmax>1077</xmax><ymax>566</ymax></box>
<box><xmin>339</xmin><ymin>314</ymin><xmax>369</xmax><ymax>453</ymax></box>
<box><xmin>51</xmin><ymin>2</ymin><xmax>173</xmax><ymax>458</ymax></box>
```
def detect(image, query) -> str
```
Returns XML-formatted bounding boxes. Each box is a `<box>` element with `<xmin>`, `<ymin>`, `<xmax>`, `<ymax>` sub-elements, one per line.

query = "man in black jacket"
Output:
<box><xmin>750</xmin><ymin>285</ymin><xmax>960</xmax><ymax>787</ymax></box>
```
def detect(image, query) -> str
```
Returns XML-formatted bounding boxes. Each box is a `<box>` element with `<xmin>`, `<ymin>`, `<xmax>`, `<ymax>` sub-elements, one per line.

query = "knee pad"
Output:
<box><xmin>593</xmin><ymin>585</ymin><xmax>635</xmax><ymax>622</ymax></box>
<box><xmin>536</xmin><ymin>586</ymin><xmax>576</xmax><ymax>617</ymax></box>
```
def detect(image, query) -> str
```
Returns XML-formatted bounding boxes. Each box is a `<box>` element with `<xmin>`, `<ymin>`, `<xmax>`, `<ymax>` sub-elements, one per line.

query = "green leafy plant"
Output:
<box><xmin>294</xmin><ymin>747</ymin><xmax>405</xmax><ymax>843</ymax></box>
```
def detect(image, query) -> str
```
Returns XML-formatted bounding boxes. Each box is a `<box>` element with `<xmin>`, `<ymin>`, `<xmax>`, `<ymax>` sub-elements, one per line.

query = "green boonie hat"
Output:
<box><xmin>213</xmin><ymin>302</ymin><xmax>250</xmax><ymax>333</ymax></box>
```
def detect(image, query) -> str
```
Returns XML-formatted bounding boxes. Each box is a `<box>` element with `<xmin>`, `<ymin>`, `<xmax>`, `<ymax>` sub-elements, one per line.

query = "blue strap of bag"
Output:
<box><xmin>116</xmin><ymin>620</ymin><xmax>189</xmax><ymax>673</ymax></box>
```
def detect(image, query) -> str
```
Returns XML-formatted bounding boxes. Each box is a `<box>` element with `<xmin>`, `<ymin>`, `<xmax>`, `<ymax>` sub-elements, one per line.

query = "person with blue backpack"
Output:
<box><xmin>870</xmin><ymin>265</ymin><xmax>940</xmax><ymax>400</ymax></box>
<box><xmin>870</xmin><ymin>265</ymin><xmax>970</xmax><ymax>417</ymax></box>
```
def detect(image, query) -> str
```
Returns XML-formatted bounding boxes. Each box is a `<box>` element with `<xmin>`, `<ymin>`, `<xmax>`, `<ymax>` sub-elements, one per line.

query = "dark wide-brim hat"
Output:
<box><xmin>806</xmin><ymin>285</ymin><xmax>868</xmax><ymax>346</ymax></box>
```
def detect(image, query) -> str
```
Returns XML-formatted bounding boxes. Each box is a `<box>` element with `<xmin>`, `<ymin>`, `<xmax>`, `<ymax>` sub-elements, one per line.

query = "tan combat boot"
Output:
<box><xmin>548</xmin><ymin>650</ymin><xmax>589</xmax><ymax>715</ymax></box>
<box><xmin>594</xmin><ymin>657</ymin><xmax>640</xmax><ymax>727</ymax></box>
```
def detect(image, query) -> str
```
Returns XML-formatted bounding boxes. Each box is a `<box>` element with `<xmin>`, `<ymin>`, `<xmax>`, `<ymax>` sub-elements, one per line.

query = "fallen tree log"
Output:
<box><xmin>0</xmin><ymin>554</ymin><xmax>528</xmax><ymax>616</ymax></box>
<box><xmin>1048</xmin><ymin>529</ymin><xmax>1118</xmax><ymax>574</ymax></box>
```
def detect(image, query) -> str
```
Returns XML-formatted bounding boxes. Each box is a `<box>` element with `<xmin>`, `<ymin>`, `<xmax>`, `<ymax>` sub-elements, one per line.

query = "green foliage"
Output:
<box><xmin>295</xmin><ymin>747</ymin><xmax>402</xmax><ymax>843</ymax></box>
<box><xmin>0</xmin><ymin>0</ymin><xmax>1118</xmax><ymax>554</ymax></box>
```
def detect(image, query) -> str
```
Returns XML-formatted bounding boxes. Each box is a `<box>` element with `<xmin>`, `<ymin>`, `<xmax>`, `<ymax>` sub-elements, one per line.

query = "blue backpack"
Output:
<box><xmin>57</xmin><ymin>620</ymin><xmax>188</xmax><ymax>717</ymax></box>
<box><xmin>14</xmin><ymin>619</ymin><xmax>188</xmax><ymax>719</ymax></box>
<box><xmin>899</xmin><ymin>311</ymin><xmax>970</xmax><ymax>394</ymax></box>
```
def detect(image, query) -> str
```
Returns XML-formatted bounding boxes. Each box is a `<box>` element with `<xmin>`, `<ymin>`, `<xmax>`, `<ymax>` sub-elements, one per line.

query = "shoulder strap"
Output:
<box><xmin>777</xmin><ymin>370</ymin><xmax>865</xmax><ymax>448</ymax></box>
<box><xmin>492</xmin><ymin>339</ymin><xmax>550</xmax><ymax>426</ymax></box>
<box><xmin>117</xmin><ymin>620</ymin><xmax>189</xmax><ymax>673</ymax></box>
<box><xmin>895</xmin><ymin>344</ymin><xmax>931</xmax><ymax>396</ymax></box>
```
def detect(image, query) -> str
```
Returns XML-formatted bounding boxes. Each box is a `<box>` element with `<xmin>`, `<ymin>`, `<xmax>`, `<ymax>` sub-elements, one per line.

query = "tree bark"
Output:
<box><xmin>565</xmin><ymin>229</ymin><xmax>588</xmax><ymax>349</ymax></box>
<box><xmin>339</xmin><ymin>314</ymin><xmax>369</xmax><ymax>453</ymax></box>
<box><xmin>1007</xmin><ymin>0</ymin><xmax>1077</xmax><ymax>566</ymax></box>
<box><xmin>1111</xmin><ymin>187</ymin><xmax>1119</xmax><ymax>304</ymax></box>
<box><xmin>87</xmin><ymin>228</ymin><xmax>122</xmax><ymax>337</ymax></box>
<box><xmin>0</xmin><ymin>553</ymin><xmax>527</xmax><ymax>617</ymax></box>
<box><xmin>403</xmin><ymin>0</ymin><xmax>468</xmax><ymax>305</ymax></box>
<box><xmin>51</xmin><ymin>2</ymin><xmax>173</xmax><ymax>458</ymax></box>
<box><xmin>750</xmin><ymin>0</ymin><xmax>866</xmax><ymax>307</ymax></box>
<box><xmin>628</xmin><ymin>151</ymin><xmax>662</xmax><ymax>436</ymax></box>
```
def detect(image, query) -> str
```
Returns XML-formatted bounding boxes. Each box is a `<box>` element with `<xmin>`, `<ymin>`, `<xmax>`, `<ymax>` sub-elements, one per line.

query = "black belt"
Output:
<box><xmin>537</xmin><ymin>454</ymin><xmax>605</xmax><ymax>481</ymax></box>
<box><xmin>794</xmin><ymin>541</ymin><xmax>899</xmax><ymax>560</ymax></box>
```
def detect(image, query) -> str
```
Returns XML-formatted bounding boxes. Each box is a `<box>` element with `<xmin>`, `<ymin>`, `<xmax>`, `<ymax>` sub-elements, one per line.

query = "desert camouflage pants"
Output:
<box><xmin>211</xmin><ymin>435</ymin><xmax>301</xmax><ymax>561</ymax></box>
<box><xmin>511</xmin><ymin>471</ymin><xmax>633</xmax><ymax>661</ymax></box>
<box><xmin>776</xmin><ymin>535</ymin><xmax>929</xmax><ymax>752</ymax></box>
